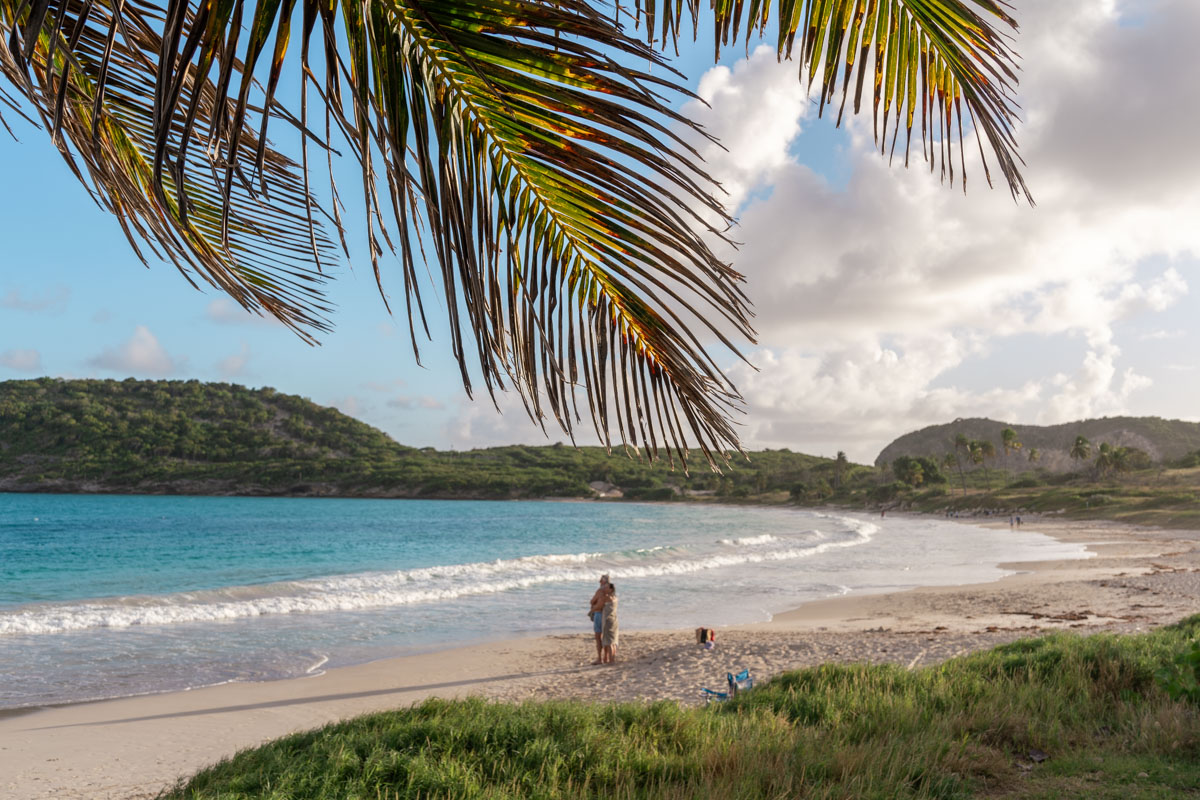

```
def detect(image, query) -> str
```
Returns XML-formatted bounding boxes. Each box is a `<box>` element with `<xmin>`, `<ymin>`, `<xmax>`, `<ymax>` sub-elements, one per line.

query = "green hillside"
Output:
<box><xmin>876</xmin><ymin>416</ymin><xmax>1200</xmax><ymax>473</ymax></box>
<box><xmin>0</xmin><ymin>378</ymin><xmax>849</xmax><ymax>500</ymax></box>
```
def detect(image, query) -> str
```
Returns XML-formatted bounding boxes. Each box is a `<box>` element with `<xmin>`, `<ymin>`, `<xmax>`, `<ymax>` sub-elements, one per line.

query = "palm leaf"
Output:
<box><xmin>0</xmin><ymin>0</ymin><xmax>338</xmax><ymax>339</ymax></box>
<box><xmin>626</xmin><ymin>0</ymin><xmax>1032</xmax><ymax>201</ymax></box>
<box><xmin>0</xmin><ymin>0</ymin><xmax>1031</xmax><ymax>467</ymax></box>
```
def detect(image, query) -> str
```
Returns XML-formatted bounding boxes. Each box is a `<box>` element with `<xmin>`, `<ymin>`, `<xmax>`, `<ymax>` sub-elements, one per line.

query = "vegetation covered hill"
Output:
<box><xmin>0</xmin><ymin>378</ymin><xmax>852</xmax><ymax>500</ymax></box>
<box><xmin>876</xmin><ymin>416</ymin><xmax>1200</xmax><ymax>473</ymax></box>
<box><xmin>4</xmin><ymin>379</ymin><xmax>1198</xmax><ymax>526</ymax></box>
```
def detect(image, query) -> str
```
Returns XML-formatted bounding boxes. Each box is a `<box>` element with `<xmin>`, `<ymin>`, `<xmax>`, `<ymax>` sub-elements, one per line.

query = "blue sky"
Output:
<box><xmin>2</xmin><ymin>0</ymin><xmax>1197</xmax><ymax>462</ymax></box>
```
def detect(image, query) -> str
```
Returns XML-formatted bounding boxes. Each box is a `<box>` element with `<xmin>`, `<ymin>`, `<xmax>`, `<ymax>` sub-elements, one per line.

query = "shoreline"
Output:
<box><xmin>0</xmin><ymin>507</ymin><xmax>1074</xmax><ymax>716</ymax></box>
<box><xmin>2</xmin><ymin>515</ymin><xmax>1197</xmax><ymax>800</ymax></box>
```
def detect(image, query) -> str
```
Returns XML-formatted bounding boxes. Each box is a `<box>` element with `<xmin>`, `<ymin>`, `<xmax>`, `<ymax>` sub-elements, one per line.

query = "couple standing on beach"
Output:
<box><xmin>589</xmin><ymin>574</ymin><xmax>619</xmax><ymax>665</ymax></box>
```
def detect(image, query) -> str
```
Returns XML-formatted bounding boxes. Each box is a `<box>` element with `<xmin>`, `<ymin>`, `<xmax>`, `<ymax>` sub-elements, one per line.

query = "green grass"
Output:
<box><xmin>163</xmin><ymin>617</ymin><xmax>1200</xmax><ymax>800</ymax></box>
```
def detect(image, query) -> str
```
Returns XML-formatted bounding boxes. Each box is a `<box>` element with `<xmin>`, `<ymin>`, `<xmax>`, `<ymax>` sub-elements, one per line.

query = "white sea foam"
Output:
<box><xmin>0</xmin><ymin>527</ymin><xmax>868</xmax><ymax>636</ymax></box>
<box><xmin>718</xmin><ymin>534</ymin><xmax>778</xmax><ymax>546</ymax></box>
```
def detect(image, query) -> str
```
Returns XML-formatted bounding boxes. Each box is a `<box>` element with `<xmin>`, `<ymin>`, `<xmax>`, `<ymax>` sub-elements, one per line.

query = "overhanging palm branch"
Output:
<box><xmin>0</xmin><ymin>0</ymin><xmax>1029</xmax><ymax>467</ymax></box>
<box><xmin>632</xmin><ymin>0</ymin><xmax>1031</xmax><ymax>200</ymax></box>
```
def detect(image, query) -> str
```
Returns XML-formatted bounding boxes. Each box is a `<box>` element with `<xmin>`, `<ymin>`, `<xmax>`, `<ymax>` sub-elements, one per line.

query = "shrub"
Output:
<box><xmin>1157</xmin><ymin>639</ymin><xmax>1200</xmax><ymax>704</ymax></box>
<box><xmin>1008</xmin><ymin>476</ymin><xmax>1043</xmax><ymax>489</ymax></box>
<box><xmin>624</xmin><ymin>487</ymin><xmax>676</xmax><ymax>502</ymax></box>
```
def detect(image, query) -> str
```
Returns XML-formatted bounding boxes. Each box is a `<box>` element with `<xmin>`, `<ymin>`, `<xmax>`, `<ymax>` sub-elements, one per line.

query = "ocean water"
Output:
<box><xmin>0</xmin><ymin>493</ymin><xmax>1090</xmax><ymax>709</ymax></box>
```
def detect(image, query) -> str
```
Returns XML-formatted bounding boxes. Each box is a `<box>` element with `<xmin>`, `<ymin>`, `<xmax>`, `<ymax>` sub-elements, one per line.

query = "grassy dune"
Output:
<box><xmin>918</xmin><ymin>466</ymin><xmax>1200</xmax><ymax>529</ymax></box>
<box><xmin>165</xmin><ymin>617</ymin><xmax>1200</xmax><ymax>799</ymax></box>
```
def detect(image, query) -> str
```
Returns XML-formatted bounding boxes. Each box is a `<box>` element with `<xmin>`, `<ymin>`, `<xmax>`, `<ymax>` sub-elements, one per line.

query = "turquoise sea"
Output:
<box><xmin>0</xmin><ymin>493</ymin><xmax>1090</xmax><ymax>709</ymax></box>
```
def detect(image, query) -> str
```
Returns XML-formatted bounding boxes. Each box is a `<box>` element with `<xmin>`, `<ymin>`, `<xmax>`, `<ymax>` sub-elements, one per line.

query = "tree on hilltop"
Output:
<box><xmin>0</xmin><ymin>1</ymin><xmax>1031</xmax><ymax>463</ymax></box>
<box><xmin>1001</xmin><ymin>427</ymin><xmax>1022</xmax><ymax>467</ymax></box>
<box><xmin>834</xmin><ymin>451</ymin><xmax>849</xmax><ymax>491</ymax></box>
<box><xmin>893</xmin><ymin>456</ymin><xmax>926</xmax><ymax>488</ymax></box>
<box><xmin>969</xmin><ymin>439</ymin><xmax>996</xmax><ymax>490</ymax></box>
<box><xmin>1070</xmin><ymin>435</ymin><xmax>1092</xmax><ymax>467</ymax></box>
<box><xmin>953</xmin><ymin>433</ymin><xmax>971</xmax><ymax>496</ymax></box>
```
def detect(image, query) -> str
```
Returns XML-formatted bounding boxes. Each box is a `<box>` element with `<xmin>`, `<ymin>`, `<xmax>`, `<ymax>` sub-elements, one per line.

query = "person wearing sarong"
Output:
<box><xmin>588</xmin><ymin>574</ymin><xmax>609</xmax><ymax>665</ymax></box>
<box><xmin>601</xmin><ymin>583</ymin><xmax>619</xmax><ymax>664</ymax></box>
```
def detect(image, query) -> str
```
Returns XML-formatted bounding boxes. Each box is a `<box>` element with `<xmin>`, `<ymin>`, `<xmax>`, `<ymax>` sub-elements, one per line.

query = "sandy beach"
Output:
<box><xmin>2</xmin><ymin>515</ymin><xmax>1198</xmax><ymax>800</ymax></box>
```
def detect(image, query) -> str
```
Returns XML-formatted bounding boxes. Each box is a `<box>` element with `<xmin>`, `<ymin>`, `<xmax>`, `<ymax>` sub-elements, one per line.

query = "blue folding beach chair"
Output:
<box><xmin>701</xmin><ymin>668</ymin><xmax>754</xmax><ymax>704</ymax></box>
<box><xmin>728</xmin><ymin>668</ymin><xmax>754</xmax><ymax>695</ymax></box>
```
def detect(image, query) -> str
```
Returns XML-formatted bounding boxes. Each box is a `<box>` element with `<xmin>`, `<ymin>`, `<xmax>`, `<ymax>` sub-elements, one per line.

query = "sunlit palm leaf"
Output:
<box><xmin>0</xmin><ymin>0</ymin><xmax>338</xmax><ymax>339</ymax></box>
<box><xmin>627</xmin><ymin>0</ymin><xmax>1032</xmax><ymax>201</ymax></box>
<box><xmin>353</xmin><ymin>2</ymin><xmax>756</xmax><ymax>465</ymax></box>
<box><xmin>0</xmin><ymin>0</ymin><xmax>1030</xmax><ymax>467</ymax></box>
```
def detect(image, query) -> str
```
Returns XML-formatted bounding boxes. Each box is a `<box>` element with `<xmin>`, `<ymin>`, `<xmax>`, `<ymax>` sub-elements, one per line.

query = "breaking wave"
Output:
<box><xmin>2</xmin><ymin>520</ymin><xmax>876</xmax><ymax>636</ymax></box>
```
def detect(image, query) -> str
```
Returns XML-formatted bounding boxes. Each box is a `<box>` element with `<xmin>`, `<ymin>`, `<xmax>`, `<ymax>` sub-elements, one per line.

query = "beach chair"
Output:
<box><xmin>727</xmin><ymin>668</ymin><xmax>754</xmax><ymax>696</ymax></box>
<box><xmin>701</xmin><ymin>669</ymin><xmax>754</xmax><ymax>704</ymax></box>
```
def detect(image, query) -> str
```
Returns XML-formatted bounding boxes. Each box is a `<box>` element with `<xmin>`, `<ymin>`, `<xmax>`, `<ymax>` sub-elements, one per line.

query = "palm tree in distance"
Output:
<box><xmin>979</xmin><ymin>439</ymin><xmax>997</xmax><ymax>490</ymax></box>
<box><xmin>1070</xmin><ymin>435</ymin><xmax>1092</xmax><ymax>468</ymax></box>
<box><xmin>942</xmin><ymin>452</ymin><xmax>959</xmax><ymax>484</ymax></box>
<box><xmin>953</xmin><ymin>433</ymin><xmax>971</xmax><ymax>496</ymax></box>
<box><xmin>0</xmin><ymin>1</ymin><xmax>1032</xmax><ymax>465</ymax></box>
<box><xmin>1095</xmin><ymin>442</ymin><xmax>1114</xmax><ymax>477</ymax></box>
<box><xmin>1001</xmin><ymin>427</ymin><xmax>1022</xmax><ymax>469</ymax></box>
<box><xmin>834</xmin><ymin>451</ymin><xmax>849</xmax><ymax>491</ymax></box>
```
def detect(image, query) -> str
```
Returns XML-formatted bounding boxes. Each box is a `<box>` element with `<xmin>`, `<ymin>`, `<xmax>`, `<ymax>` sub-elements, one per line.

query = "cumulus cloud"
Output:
<box><xmin>364</xmin><ymin>378</ymin><xmax>406</xmax><ymax>392</ymax></box>
<box><xmin>686</xmin><ymin>47</ymin><xmax>811</xmax><ymax>211</ymax></box>
<box><xmin>386</xmin><ymin>395</ymin><xmax>445</xmax><ymax>411</ymax></box>
<box><xmin>1141</xmin><ymin>329</ymin><xmax>1185</xmax><ymax>341</ymax></box>
<box><xmin>0</xmin><ymin>348</ymin><xmax>42</xmax><ymax>371</ymax></box>
<box><xmin>442</xmin><ymin>391</ymin><xmax>605</xmax><ymax>451</ymax></box>
<box><xmin>217</xmin><ymin>342</ymin><xmax>251</xmax><ymax>378</ymax></box>
<box><xmin>2</xmin><ymin>286</ymin><xmax>69</xmax><ymax>313</ymax></box>
<box><xmin>87</xmin><ymin>326</ymin><xmax>181</xmax><ymax>376</ymax></box>
<box><xmin>678</xmin><ymin>0</ymin><xmax>1199</xmax><ymax>461</ymax></box>
<box><xmin>205</xmin><ymin>298</ymin><xmax>281</xmax><ymax>327</ymax></box>
<box><xmin>333</xmin><ymin>395</ymin><xmax>363</xmax><ymax>416</ymax></box>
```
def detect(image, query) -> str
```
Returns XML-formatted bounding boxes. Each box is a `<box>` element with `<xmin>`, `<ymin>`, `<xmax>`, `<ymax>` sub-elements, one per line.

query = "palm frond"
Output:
<box><xmin>1</xmin><ymin>0</ymin><xmax>758</xmax><ymax>466</ymax></box>
<box><xmin>0</xmin><ymin>0</ymin><xmax>338</xmax><ymax>339</ymax></box>
<box><xmin>1</xmin><ymin>0</ymin><xmax>1032</xmax><ymax>466</ymax></box>
<box><xmin>364</xmin><ymin>1</ymin><xmax>756</xmax><ymax>466</ymax></box>
<box><xmin>625</xmin><ymin>0</ymin><xmax>1032</xmax><ymax>202</ymax></box>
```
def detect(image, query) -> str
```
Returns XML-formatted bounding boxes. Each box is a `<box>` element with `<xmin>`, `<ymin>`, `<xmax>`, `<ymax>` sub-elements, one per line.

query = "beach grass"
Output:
<box><xmin>163</xmin><ymin>616</ymin><xmax>1200</xmax><ymax>799</ymax></box>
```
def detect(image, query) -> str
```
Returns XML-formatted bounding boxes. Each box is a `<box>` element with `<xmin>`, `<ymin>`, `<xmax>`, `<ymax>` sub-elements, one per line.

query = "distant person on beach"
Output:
<box><xmin>601</xmin><ymin>583</ymin><xmax>619</xmax><ymax>664</ymax></box>
<box><xmin>589</xmin><ymin>574</ymin><xmax>610</xmax><ymax>664</ymax></box>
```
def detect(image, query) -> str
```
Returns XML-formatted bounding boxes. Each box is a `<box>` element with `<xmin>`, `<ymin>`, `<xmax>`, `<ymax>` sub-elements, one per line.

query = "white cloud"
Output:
<box><xmin>2</xmin><ymin>286</ymin><xmax>69</xmax><ymax>313</ymax></box>
<box><xmin>205</xmin><ymin>298</ymin><xmax>281</xmax><ymax>327</ymax></box>
<box><xmin>365</xmin><ymin>378</ymin><xmax>406</xmax><ymax>392</ymax></box>
<box><xmin>387</xmin><ymin>395</ymin><xmax>445</xmax><ymax>410</ymax></box>
<box><xmin>442</xmin><ymin>391</ymin><xmax>604</xmax><ymax>451</ymax></box>
<box><xmin>333</xmin><ymin>395</ymin><xmax>362</xmax><ymax>417</ymax></box>
<box><xmin>684</xmin><ymin>47</ymin><xmax>812</xmax><ymax>210</ymax></box>
<box><xmin>0</xmin><ymin>348</ymin><xmax>42</xmax><ymax>371</ymax></box>
<box><xmin>1140</xmin><ymin>329</ymin><xmax>1185</xmax><ymax>341</ymax></box>
<box><xmin>217</xmin><ymin>342</ymin><xmax>251</xmax><ymax>378</ymax></box>
<box><xmin>678</xmin><ymin>0</ymin><xmax>1199</xmax><ymax>461</ymax></box>
<box><xmin>86</xmin><ymin>326</ymin><xmax>181</xmax><ymax>376</ymax></box>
